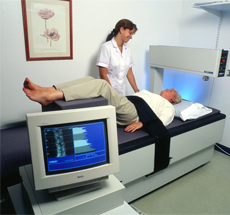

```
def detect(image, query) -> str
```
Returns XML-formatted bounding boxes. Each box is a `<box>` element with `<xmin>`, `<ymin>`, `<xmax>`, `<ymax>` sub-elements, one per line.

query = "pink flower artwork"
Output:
<box><xmin>38</xmin><ymin>8</ymin><xmax>60</xmax><ymax>47</ymax></box>
<box><xmin>38</xmin><ymin>8</ymin><xmax>55</xmax><ymax>20</ymax></box>
<box><xmin>44</xmin><ymin>28</ymin><xmax>60</xmax><ymax>41</ymax></box>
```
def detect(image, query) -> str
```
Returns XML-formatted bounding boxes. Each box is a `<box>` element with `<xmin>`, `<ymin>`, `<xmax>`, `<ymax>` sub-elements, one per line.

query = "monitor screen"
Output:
<box><xmin>41</xmin><ymin>120</ymin><xmax>109</xmax><ymax>175</ymax></box>
<box><xmin>26</xmin><ymin>106</ymin><xmax>119</xmax><ymax>192</ymax></box>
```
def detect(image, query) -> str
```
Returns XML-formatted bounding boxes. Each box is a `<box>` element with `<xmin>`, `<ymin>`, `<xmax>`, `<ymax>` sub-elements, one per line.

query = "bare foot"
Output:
<box><xmin>23</xmin><ymin>87</ymin><xmax>63</xmax><ymax>106</ymax></box>
<box><xmin>23</xmin><ymin>77</ymin><xmax>55</xmax><ymax>92</ymax></box>
<box><xmin>23</xmin><ymin>77</ymin><xmax>41</xmax><ymax>91</ymax></box>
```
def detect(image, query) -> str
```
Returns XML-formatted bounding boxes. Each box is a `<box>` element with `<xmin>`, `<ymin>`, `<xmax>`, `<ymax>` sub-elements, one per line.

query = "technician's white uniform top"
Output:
<box><xmin>96</xmin><ymin>37</ymin><xmax>134</xmax><ymax>95</ymax></box>
<box><xmin>134</xmin><ymin>90</ymin><xmax>175</xmax><ymax>126</ymax></box>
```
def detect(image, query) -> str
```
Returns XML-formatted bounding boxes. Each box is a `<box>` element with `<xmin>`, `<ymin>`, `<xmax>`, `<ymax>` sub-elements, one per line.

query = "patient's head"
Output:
<box><xmin>161</xmin><ymin>88</ymin><xmax>182</xmax><ymax>104</ymax></box>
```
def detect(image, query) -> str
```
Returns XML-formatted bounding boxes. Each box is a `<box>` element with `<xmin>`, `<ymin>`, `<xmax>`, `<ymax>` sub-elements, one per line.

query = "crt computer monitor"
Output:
<box><xmin>26</xmin><ymin>105</ymin><xmax>119</xmax><ymax>198</ymax></box>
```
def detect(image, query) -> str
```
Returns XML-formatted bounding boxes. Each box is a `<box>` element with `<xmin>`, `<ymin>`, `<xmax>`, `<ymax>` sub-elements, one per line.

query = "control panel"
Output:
<box><xmin>219</xmin><ymin>50</ymin><xmax>228</xmax><ymax>77</ymax></box>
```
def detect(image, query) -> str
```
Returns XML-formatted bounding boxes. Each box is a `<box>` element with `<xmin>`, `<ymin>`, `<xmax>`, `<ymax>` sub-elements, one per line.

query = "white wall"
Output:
<box><xmin>179</xmin><ymin>4</ymin><xmax>230</xmax><ymax>148</ymax></box>
<box><xmin>210</xmin><ymin>11</ymin><xmax>230</xmax><ymax>148</ymax></box>
<box><xmin>0</xmin><ymin>0</ymin><xmax>182</xmax><ymax>127</ymax></box>
<box><xmin>162</xmin><ymin>0</ymin><xmax>220</xmax><ymax>105</ymax></box>
<box><xmin>161</xmin><ymin>1</ymin><xmax>230</xmax><ymax>148</ymax></box>
<box><xmin>1</xmin><ymin>0</ymin><xmax>230</xmax><ymax>149</ymax></box>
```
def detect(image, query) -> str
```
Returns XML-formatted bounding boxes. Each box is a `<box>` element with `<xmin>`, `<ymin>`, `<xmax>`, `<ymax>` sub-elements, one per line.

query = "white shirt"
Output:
<box><xmin>134</xmin><ymin>90</ymin><xmax>175</xmax><ymax>126</ymax></box>
<box><xmin>96</xmin><ymin>37</ymin><xmax>134</xmax><ymax>95</ymax></box>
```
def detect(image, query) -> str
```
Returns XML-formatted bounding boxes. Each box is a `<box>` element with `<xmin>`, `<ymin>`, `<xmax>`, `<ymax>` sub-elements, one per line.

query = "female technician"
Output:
<box><xmin>96</xmin><ymin>19</ymin><xmax>139</xmax><ymax>95</ymax></box>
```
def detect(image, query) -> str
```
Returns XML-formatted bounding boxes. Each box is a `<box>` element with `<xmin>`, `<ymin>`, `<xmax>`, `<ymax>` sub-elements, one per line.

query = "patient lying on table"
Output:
<box><xmin>23</xmin><ymin>76</ymin><xmax>181</xmax><ymax>132</ymax></box>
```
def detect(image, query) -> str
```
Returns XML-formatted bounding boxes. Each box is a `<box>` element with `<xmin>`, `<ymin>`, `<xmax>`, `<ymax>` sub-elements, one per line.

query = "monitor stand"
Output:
<box><xmin>48</xmin><ymin>175</ymin><xmax>108</xmax><ymax>201</ymax></box>
<box><xmin>19</xmin><ymin>164</ymin><xmax>125</xmax><ymax>215</ymax></box>
<box><xmin>53</xmin><ymin>181</ymin><xmax>103</xmax><ymax>201</ymax></box>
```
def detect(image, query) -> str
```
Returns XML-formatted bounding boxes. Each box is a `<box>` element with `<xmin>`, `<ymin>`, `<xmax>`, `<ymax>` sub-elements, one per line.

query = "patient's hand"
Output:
<box><xmin>124</xmin><ymin>122</ymin><xmax>143</xmax><ymax>133</ymax></box>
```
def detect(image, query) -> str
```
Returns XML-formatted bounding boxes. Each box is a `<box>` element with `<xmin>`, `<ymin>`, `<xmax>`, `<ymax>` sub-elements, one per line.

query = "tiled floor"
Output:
<box><xmin>131</xmin><ymin>150</ymin><xmax>230</xmax><ymax>215</ymax></box>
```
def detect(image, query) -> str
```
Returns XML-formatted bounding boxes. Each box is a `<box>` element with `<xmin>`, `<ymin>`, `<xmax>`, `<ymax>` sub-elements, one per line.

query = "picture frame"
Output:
<box><xmin>21</xmin><ymin>0</ymin><xmax>73</xmax><ymax>61</ymax></box>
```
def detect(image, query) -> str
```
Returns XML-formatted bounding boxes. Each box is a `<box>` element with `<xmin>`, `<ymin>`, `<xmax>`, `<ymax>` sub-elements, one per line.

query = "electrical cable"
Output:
<box><xmin>215</xmin><ymin>144</ymin><xmax>230</xmax><ymax>156</ymax></box>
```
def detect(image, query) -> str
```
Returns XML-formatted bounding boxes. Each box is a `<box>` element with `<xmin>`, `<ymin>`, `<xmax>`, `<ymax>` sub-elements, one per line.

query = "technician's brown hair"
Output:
<box><xmin>106</xmin><ymin>19</ymin><xmax>138</xmax><ymax>42</ymax></box>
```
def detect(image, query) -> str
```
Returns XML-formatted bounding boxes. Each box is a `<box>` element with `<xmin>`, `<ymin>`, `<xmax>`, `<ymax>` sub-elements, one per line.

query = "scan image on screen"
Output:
<box><xmin>73</xmin><ymin>126</ymin><xmax>96</xmax><ymax>155</ymax></box>
<box><xmin>41</xmin><ymin>120</ymin><xmax>109</xmax><ymax>175</ymax></box>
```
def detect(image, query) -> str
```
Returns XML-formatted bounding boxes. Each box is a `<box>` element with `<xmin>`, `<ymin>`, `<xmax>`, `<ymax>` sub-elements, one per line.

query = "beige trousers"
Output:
<box><xmin>54</xmin><ymin>76</ymin><xmax>138</xmax><ymax>125</ymax></box>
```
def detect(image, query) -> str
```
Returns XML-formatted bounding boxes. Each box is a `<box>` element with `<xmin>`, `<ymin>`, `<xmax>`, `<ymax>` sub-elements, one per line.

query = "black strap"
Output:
<box><xmin>127</xmin><ymin>95</ymin><xmax>171</xmax><ymax>174</ymax></box>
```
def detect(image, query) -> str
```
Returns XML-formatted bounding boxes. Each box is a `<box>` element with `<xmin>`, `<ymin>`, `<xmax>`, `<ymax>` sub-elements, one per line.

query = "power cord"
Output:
<box><xmin>215</xmin><ymin>144</ymin><xmax>230</xmax><ymax>156</ymax></box>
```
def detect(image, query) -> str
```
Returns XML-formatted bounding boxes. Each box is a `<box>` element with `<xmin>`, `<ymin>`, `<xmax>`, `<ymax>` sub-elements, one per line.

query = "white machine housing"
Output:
<box><xmin>149</xmin><ymin>45</ymin><xmax>229</xmax><ymax>94</ymax></box>
<box><xmin>111</xmin><ymin>45</ymin><xmax>227</xmax><ymax>202</ymax></box>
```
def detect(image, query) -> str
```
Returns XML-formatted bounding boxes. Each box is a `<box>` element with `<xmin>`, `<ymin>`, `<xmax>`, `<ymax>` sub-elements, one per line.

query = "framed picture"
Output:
<box><xmin>21</xmin><ymin>0</ymin><xmax>73</xmax><ymax>61</ymax></box>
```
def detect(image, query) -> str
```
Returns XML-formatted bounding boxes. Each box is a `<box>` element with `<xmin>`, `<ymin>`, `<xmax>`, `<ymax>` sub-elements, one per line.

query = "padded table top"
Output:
<box><xmin>42</xmin><ymin>97</ymin><xmax>226</xmax><ymax>155</ymax></box>
<box><xmin>117</xmin><ymin>108</ymin><xmax>225</xmax><ymax>155</ymax></box>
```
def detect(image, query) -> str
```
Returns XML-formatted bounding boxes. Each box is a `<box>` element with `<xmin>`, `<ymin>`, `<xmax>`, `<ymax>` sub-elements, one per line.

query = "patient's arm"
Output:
<box><xmin>124</xmin><ymin>121</ymin><xmax>143</xmax><ymax>133</ymax></box>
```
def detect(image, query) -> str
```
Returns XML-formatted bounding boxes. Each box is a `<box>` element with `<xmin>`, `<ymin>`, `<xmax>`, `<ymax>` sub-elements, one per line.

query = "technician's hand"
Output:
<box><xmin>124</xmin><ymin>122</ymin><xmax>143</xmax><ymax>133</ymax></box>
